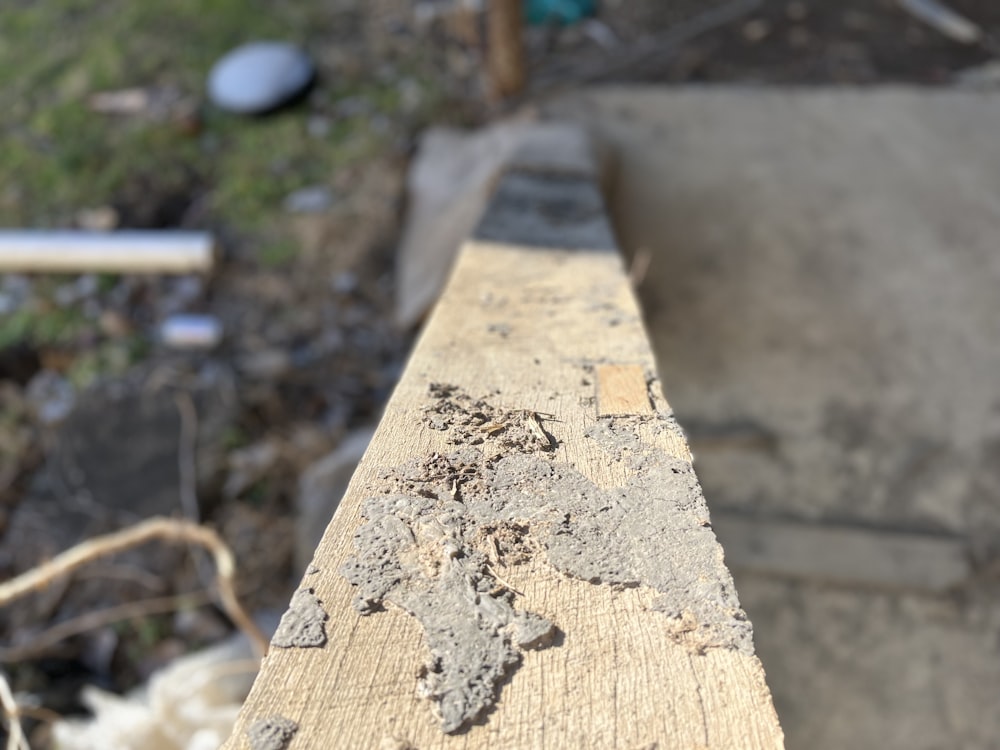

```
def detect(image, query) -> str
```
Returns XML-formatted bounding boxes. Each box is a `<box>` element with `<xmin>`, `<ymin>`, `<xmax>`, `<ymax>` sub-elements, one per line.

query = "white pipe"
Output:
<box><xmin>0</xmin><ymin>230</ymin><xmax>215</xmax><ymax>273</ymax></box>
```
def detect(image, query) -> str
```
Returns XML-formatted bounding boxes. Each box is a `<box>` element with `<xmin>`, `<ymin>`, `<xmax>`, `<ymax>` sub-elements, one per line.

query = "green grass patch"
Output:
<box><xmin>0</xmin><ymin>306</ymin><xmax>88</xmax><ymax>350</ymax></box>
<box><xmin>0</xmin><ymin>0</ymin><xmax>449</xmax><ymax>359</ymax></box>
<box><xmin>0</xmin><ymin>1</ymin><xmax>424</xmax><ymax>233</ymax></box>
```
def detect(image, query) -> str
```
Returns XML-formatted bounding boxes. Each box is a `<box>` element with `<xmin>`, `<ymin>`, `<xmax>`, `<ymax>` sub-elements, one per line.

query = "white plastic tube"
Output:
<box><xmin>0</xmin><ymin>231</ymin><xmax>214</xmax><ymax>273</ymax></box>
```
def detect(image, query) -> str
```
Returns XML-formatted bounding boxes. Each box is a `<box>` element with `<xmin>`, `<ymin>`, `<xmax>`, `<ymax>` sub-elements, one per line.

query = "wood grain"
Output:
<box><xmin>596</xmin><ymin>364</ymin><xmax>653</xmax><ymax>417</ymax></box>
<box><xmin>222</xmin><ymin>173</ymin><xmax>783</xmax><ymax>749</ymax></box>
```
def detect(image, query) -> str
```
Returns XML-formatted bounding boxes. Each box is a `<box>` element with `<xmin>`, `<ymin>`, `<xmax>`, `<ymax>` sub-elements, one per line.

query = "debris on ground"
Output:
<box><xmin>50</xmin><ymin>627</ymin><xmax>270</xmax><ymax>750</ymax></box>
<box><xmin>24</xmin><ymin>370</ymin><xmax>76</xmax><ymax>426</ymax></box>
<box><xmin>88</xmin><ymin>86</ymin><xmax>199</xmax><ymax>128</ymax></box>
<box><xmin>526</xmin><ymin>0</ymin><xmax>596</xmax><ymax>26</ymax></box>
<box><xmin>282</xmin><ymin>186</ymin><xmax>334</xmax><ymax>215</ymax></box>
<box><xmin>954</xmin><ymin>59</ymin><xmax>1000</xmax><ymax>86</ymax></box>
<box><xmin>295</xmin><ymin>426</ymin><xmax>375</xmax><ymax>573</ymax></box>
<box><xmin>223</xmin><ymin>438</ymin><xmax>283</xmax><ymax>500</ymax></box>
<box><xmin>159</xmin><ymin>315</ymin><xmax>223</xmax><ymax>350</ymax></box>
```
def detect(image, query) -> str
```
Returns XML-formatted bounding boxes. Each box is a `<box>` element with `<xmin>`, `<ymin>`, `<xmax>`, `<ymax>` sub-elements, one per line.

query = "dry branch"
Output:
<box><xmin>0</xmin><ymin>669</ymin><xmax>28</xmax><ymax>750</ymax></box>
<box><xmin>0</xmin><ymin>518</ymin><xmax>267</xmax><ymax>658</ymax></box>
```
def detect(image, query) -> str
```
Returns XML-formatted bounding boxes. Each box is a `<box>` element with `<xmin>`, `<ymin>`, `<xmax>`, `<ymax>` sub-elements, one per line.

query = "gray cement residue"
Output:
<box><xmin>247</xmin><ymin>716</ymin><xmax>298</xmax><ymax>750</ymax></box>
<box><xmin>341</xmin><ymin>384</ymin><xmax>752</xmax><ymax>733</ymax></box>
<box><xmin>272</xmin><ymin>588</ymin><xmax>328</xmax><ymax>648</ymax></box>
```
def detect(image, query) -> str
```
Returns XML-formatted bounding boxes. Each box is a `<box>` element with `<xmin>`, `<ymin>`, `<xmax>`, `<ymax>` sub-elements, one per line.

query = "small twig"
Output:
<box><xmin>533</xmin><ymin>0</ymin><xmax>761</xmax><ymax>89</ymax></box>
<box><xmin>0</xmin><ymin>591</ymin><xmax>212</xmax><ymax>663</ymax></box>
<box><xmin>485</xmin><ymin>563</ymin><xmax>523</xmax><ymax>597</ymax></box>
<box><xmin>0</xmin><ymin>670</ymin><xmax>28</xmax><ymax>750</ymax></box>
<box><xmin>524</xmin><ymin>412</ymin><xmax>556</xmax><ymax>450</ymax></box>
<box><xmin>0</xmin><ymin>518</ymin><xmax>268</xmax><ymax>658</ymax></box>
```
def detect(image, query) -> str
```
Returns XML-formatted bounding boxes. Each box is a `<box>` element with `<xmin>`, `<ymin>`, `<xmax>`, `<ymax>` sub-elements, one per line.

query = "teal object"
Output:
<box><xmin>525</xmin><ymin>0</ymin><xmax>596</xmax><ymax>26</ymax></box>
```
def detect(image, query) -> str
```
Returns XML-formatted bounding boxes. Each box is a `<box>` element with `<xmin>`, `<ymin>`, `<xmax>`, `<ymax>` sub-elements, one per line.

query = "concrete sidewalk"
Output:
<box><xmin>546</xmin><ymin>88</ymin><xmax>1000</xmax><ymax>749</ymax></box>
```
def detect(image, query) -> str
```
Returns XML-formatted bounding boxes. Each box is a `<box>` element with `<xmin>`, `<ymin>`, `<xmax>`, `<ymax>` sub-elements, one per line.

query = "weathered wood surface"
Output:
<box><xmin>223</xmin><ymin>168</ymin><xmax>783</xmax><ymax>749</ymax></box>
<box><xmin>595</xmin><ymin>364</ymin><xmax>655</xmax><ymax>418</ymax></box>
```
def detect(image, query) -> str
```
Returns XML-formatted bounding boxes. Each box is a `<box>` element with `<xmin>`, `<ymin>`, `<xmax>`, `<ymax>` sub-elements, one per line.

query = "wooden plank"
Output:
<box><xmin>223</xmin><ymin>170</ymin><xmax>783</xmax><ymax>749</ymax></box>
<box><xmin>596</xmin><ymin>364</ymin><xmax>653</xmax><ymax>417</ymax></box>
<box><xmin>712</xmin><ymin>512</ymin><xmax>970</xmax><ymax>593</ymax></box>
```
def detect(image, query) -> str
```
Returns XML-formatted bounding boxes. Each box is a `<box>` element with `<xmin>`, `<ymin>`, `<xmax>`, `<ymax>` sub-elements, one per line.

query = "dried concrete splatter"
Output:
<box><xmin>420</xmin><ymin>382</ymin><xmax>555</xmax><ymax>453</ymax></box>
<box><xmin>341</xmin><ymin>384</ymin><xmax>752</xmax><ymax>733</ymax></box>
<box><xmin>272</xmin><ymin>588</ymin><xmax>328</xmax><ymax>648</ymax></box>
<box><xmin>247</xmin><ymin>716</ymin><xmax>298</xmax><ymax>750</ymax></box>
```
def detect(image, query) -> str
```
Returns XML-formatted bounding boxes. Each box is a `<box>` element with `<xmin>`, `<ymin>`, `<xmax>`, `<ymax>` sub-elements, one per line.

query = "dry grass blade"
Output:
<box><xmin>0</xmin><ymin>518</ymin><xmax>268</xmax><ymax>657</ymax></box>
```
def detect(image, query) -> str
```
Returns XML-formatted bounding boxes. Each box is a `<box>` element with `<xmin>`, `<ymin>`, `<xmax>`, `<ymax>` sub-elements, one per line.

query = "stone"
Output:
<box><xmin>306</xmin><ymin>114</ymin><xmax>331</xmax><ymax>138</ymax></box>
<box><xmin>283</xmin><ymin>185</ymin><xmax>333</xmax><ymax>214</ymax></box>
<box><xmin>236</xmin><ymin>348</ymin><xmax>291</xmax><ymax>379</ymax></box>
<box><xmin>53</xmin><ymin>273</ymin><xmax>98</xmax><ymax>307</ymax></box>
<box><xmin>207</xmin><ymin>42</ymin><xmax>314</xmax><ymax>115</ymax></box>
<box><xmin>0</xmin><ymin>275</ymin><xmax>34</xmax><ymax>323</ymax></box>
<box><xmin>25</xmin><ymin>369</ymin><xmax>75</xmax><ymax>425</ymax></box>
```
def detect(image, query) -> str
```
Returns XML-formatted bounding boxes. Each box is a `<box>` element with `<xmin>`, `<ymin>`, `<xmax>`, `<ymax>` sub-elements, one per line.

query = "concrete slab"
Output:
<box><xmin>545</xmin><ymin>87</ymin><xmax>1000</xmax><ymax>749</ymax></box>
